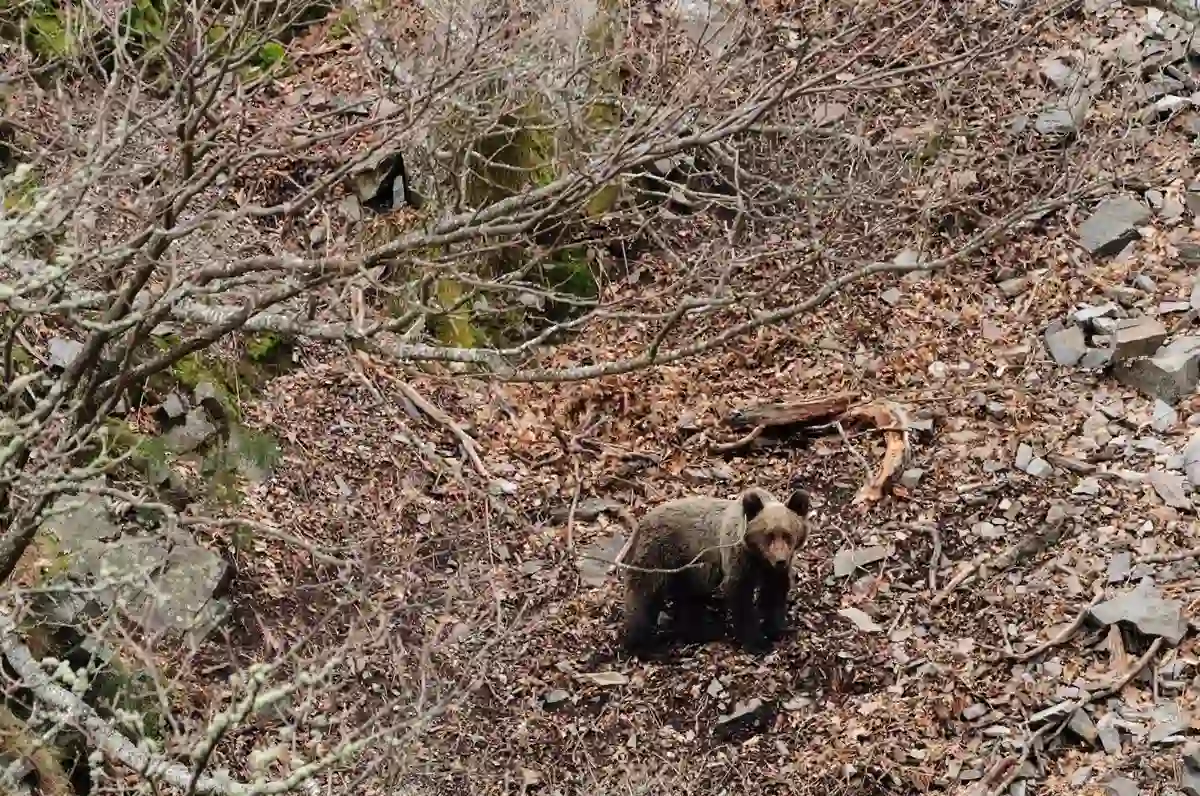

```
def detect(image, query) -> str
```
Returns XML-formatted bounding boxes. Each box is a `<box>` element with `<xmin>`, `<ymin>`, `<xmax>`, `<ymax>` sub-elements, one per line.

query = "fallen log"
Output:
<box><xmin>725</xmin><ymin>392</ymin><xmax>859</xmax><ymax>431</ymax></box>
<box><xmin>716</xmin><ymin>392</ymin><xmax>911</xmax><ymax>508</ymax></box>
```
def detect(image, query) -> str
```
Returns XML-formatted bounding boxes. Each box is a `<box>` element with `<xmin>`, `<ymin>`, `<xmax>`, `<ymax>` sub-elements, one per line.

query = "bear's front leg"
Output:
<box><xmin>728</xmin><ymin>569</ymin><xmax>767</xmax><ymax>652</ymax></box>
<box><xmin>760</xmin><ymin>568</ymin><xmax>791</xmax><ymax>643</ymax></box>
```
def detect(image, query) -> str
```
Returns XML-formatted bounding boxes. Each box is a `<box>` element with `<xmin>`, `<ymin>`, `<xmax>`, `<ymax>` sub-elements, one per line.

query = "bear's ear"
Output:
<box><xmin>786</xmin><ymin>489</ymin><xmax>810</xmax><ymax>517</ymax></box>
<box><xmin>742</xmin><ymin>491</ymin><xmax>765</xmax><ymax>522</ymax></box>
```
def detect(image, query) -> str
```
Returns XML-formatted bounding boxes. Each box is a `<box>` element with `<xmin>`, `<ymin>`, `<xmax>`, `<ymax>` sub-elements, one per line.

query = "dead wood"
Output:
<box><xmin>841</xmin><ymin>400</ymin><xmax>910</xmax><ymax>506</ymax></box>
<box><xmin>724</xmin><ymin>392</ymin><xmax>859</xmax><ymax>431</ymax></box>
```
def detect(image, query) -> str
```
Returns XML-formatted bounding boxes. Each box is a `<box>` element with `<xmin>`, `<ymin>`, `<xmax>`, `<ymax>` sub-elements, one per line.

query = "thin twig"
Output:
<box><xmin>709</xmin><ymin>424</ymin><xmax>765</xmax><ymax>453</ymax></box>
<box><xmin>359</xmin><ymin>352</ymin><xmax>491</xmax><ymax>480</ymax></box>
<box><xmin>835</xmin><ymin>420</ymin><xmax>874</xmax><ymax>482</ymax></box>
<box><xmin>565</xmin><ymin>460</ymin><xmax>581</xmax><ymax>557</ymax></box>
<box><xmin>984</xmin><ymin>637</ymin><xmax>1164</xmax><ymax>796</ymax></box>
<box><xmin>1138</xmin><ymin>546</ymin><xmax>1200</xmax><ymax>565</ymax></box>
<box><xmin>932</xmin><ymin>552</ymin><xmax>991</xmax><ymax>606</ymax></box>
<box><xmin>1008</xmin><ymin>581</ymin><xmax>1104</xmax><ymax>662</ymax></box>
<box><xmin>928</xmin><ymin>525</ymin><xmax>942</xmax><ymax>592</ymax></box>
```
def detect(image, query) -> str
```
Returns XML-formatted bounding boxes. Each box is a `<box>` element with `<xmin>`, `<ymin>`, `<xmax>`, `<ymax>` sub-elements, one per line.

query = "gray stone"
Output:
<box><xmin>163</xmin><ymin>407</ymin><xmax>217</xmax><ymax>454</ymax></box>
<box><xmin>1184</xmin><ymin>741</ymin><xmax>1200</xmax><ymax>770</ymax></box>
<box><xmin>194</xmin><ymin>381</ymin><xmax>223</xmax><ymax>404</ymax></box>
<box><xmin>1108</xmin><ymin>551</ymin><xmax>1133</xmax><ymax>583</ymax></box>
<box><xmin>1015</xmin><ymin>443</ymin><xmax>1034</xmax><ymax>470</ymax></box>
<box><xmin>962</xmin><ymin>703</ymin><xmax>988</xmax><ymax>721</ymax></box>
<box><xmin>1106</xmin><ymin>285</ymin><xmax>1146</xmax><ymax>308</ymax></box>
<box><xmin>1114</xmin><ymin>336</ymin><xmax>1200</xmax><ymax>403</ymax></box>
<box><xmin>1161</xmin><ymin>300</ymin><xmax>1193</xmax><ymax>314</ymax></box>
<box><xmin>717</xmin><ymin>697</ymin><xmax>765</xmax><ymax>726</ymax></box>
<box><xmin>1191</xmin><ymin>279</ymin><xmax>1200</xmax><ymax>311</ymax></box>
<box><xmin>1026</xmin><ymin>457</ymin><xmax>1054</xmax><ymax>478</ymax></box>
<box><xmin>577</xmin><ymin>533</ymin><xmax>627</xmax><ymax>587</ymax></box>
<box><xmin>1105</xmin><ymin>777</ymin><xmax>1139</xmax><ymax>796</ymax></box>
<box><xmin>713</xmin><ymin>697</ymin><xmax>772</xmax><ymax>740</ymax></box>
<box><xmin>998</xmin><ymin>276</ymin><xmax>1030</xmax><ymax>298</ymax></box>
<box><xmin>1035</xmin><ymin>107</ymin><xmax>1078</xmax><ymax>137</ymax></box>
<box><xmin>1154</xmin><ymin>399</ymin><xmax>1180</xmax><ymax>432</ymax></box>
<box><xmin>1149</xmin><ymin>704</ymin><xmax>1190</xmax><ymax>743</ymax></box>
<box><xmin>899</xmin><ymin>468</ymin><xmax>924</xmax><ymax>489</ymax></box>
<box><xmin>1098</xmin><ymin>713</ymin><xmax>1122</xmax><ymax>755</ymax></box>
<box><xmin>39</xmin><ymin>486</ymin><xmax>230</xmax><ymax>643</ymax></box>
<box><xmin>159</xmin><ymin>392</ymin><xmax>187</xmax><ymax>422</ymax></box>
<box><xmin>1111</xmin><ymin>317</ymin><xmax>1168</xmax><ymax>362</ymax></box>
<box><xmin>1044</xmin><ymin>321</ymin><xmax>1087</xmax><ymax>366</ymax></box>
<box><xmin>833</xmin><ymin>545</ymin><xmax>888</xmax><ymax>577</ymax></box>
<box><xmin>1074</xmin><ymin>303</ymin><xmax>1120</xmax><ymax>327</ymax></box>
<box><xmin>1183</xmin><ymin>432</ymin><xmax>1200</xmax><ymax>487</ymax></box>
<box><xmin>520</xmin><ymin>559</ymin><xmax>545</xmax><ymax>575</ymax></box>
<box><xmin>551</xmin><ymin>497</ymin><xmax>625</xmax><ymax>523</ymax></box>
<box><xmin>1149</xmin><ymin>470</ymin><xmax>1191</xmax><ymax>509</ymax></box>
<box><xmin>1075</xmin><ymin>477</ymin><xmax>1101</xmax><ymax>496</ymax></box>
<box><xmin>838</xmin><ymin>607</ymin><xmax>883</xmax><ymax>633</ymax></box>
<box><xmin>543</xmin><ymin>689</ymin><xmax>570</xmax><ymax>708</ymax></box>
<box><xmin>1040</xmin><ymin>57</ymin><xmax>1077</xmax><ymax>89</ymax></box>
<box><xmin>1068</xmin><ymin>709</ymin><xmax>1099</xmax><ymax>743</ymax></box>
<box><xmin>812</xmin><ymin>103</ymin><xmax>847</xmax><ymax>125</ymax></box>
<box><xmin>348</xmin><ymin>149</ymin><xmax>418</xmax><ymax>209</ymax></box>
<box><xmin>1149</xmin><ymin>77</ymin><xmax>1189</xmax><ymax>99</ymax></box>
<box><xmin>47</xmin><ymin>337</ymin><xmax>84</xmax><ymax>370</ymax></box>
<box><xmin>880</xmin><ymin>287</ymin><xmax>902</xmax><ymax>306</ymax></box>
<box><xmin>1134</xmin><ymin>273</ymin><xmax>1158</xmax><ymax>292</ymax></box>
<box><xmin>1091</xmin><ymin>581</ymin><xmax>1188</xmax><ymax>644</ymax></box>
<box><xmin>1080</xmin><ymin>348</ymin><xmax>1113</xmax><ymax>370</ymax></box>
<box><xmin>1184</xmin><ymin>766</ymin><xmax>1200</xmax><ymax>796</ymax></box>
<box><xmin>338</xmin><ymin>194</ymin><xmax>362</xmax><ymax>223</ymax></box>
<box><xmin>1080</xmin><ymin>196</ymin><xmax>1151</xmax><ymax>256</ymax></box>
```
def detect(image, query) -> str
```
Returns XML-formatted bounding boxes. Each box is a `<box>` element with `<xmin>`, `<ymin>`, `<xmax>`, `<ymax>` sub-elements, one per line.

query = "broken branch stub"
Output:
<box><xmin>840</xmin><ymin>400</ymin><xmax>911</xmax><ymax>506</ymax></box>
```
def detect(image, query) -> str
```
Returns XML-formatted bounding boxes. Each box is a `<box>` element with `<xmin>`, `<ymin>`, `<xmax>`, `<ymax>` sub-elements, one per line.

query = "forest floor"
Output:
<box><xmin>13</xmin><ymin>0</ymin><xmax>1200</xmax><ymax>793</ymax></box>
<box><xmin>199</xmin><ymin>0</ymin><xmax>1200</xmax><ymax>794</ymax></box>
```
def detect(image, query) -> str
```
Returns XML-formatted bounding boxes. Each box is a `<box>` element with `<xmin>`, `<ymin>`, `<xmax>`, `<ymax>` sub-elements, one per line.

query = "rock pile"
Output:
<box><xmin>1041</xmin><ymin>187</ymin><xmax>1200</xmax><ymax>405</ymax></box>
<box><xmin>1043</xmin><ymin>295</ymin><xmax>1200</xmax><ymax>404</ymax></box>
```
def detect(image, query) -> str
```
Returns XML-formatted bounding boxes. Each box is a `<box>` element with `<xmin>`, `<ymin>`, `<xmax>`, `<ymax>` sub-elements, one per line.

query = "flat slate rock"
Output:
<box><xmin>1044</xmin><ymin>320</ymin><xmax>1087</xmax><ymax>365</ymax></box>
<box><xmin>39</xmin><ymin>486</ymin><xmax>230</xmax><ymax>643</ymax></box>
<box><xmin>833</xmin><ymin>545</ymin><xmax>889</xmax><ymax>577</ymax></box>
<box><xmin>1114</xmin><ymin>336</ymin><xmax>1200</xmax><ymax>403</ymax></box>
<box><xmin>1091</xmin><ymin>582</ymin><xmax>1188</xmax><ymax>644</ymax></box>
<box><xmin>1079</xmin><ymin>195</ymin><xmax>1151</xmax><ymax>257</ymax></box>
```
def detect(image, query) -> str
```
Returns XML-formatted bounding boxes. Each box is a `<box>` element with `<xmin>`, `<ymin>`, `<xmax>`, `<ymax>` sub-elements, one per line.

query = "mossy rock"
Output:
<box><xmin>148</xmin><ymin>332</ymin><xmax>296</xmax><ymax>415</ymax></box>
<box><xmin>99</xmin><ymin>417</ymin><xmax>174</xmax><ymax>487</ymax></box>
<box><xmin>432</xmin><ymin>278</ymin><xmax>481</xmax><ymax>348</ymax></box>
<box><xmin>464</xmin><ymin>102</ymin><xmax>558</xmax><ymax>210</ymax></box>
<box><xmin>244</xmin><ymin>331</ymin><xmax>297</xmax><ymax>375</ymax></box>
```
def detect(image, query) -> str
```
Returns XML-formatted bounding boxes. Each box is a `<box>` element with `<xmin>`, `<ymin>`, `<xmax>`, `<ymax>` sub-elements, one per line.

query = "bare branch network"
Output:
<box><xmin>0</xmin><ymin>0</ymin><xmax>1152</xmax><ymax>791</ymax></box>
